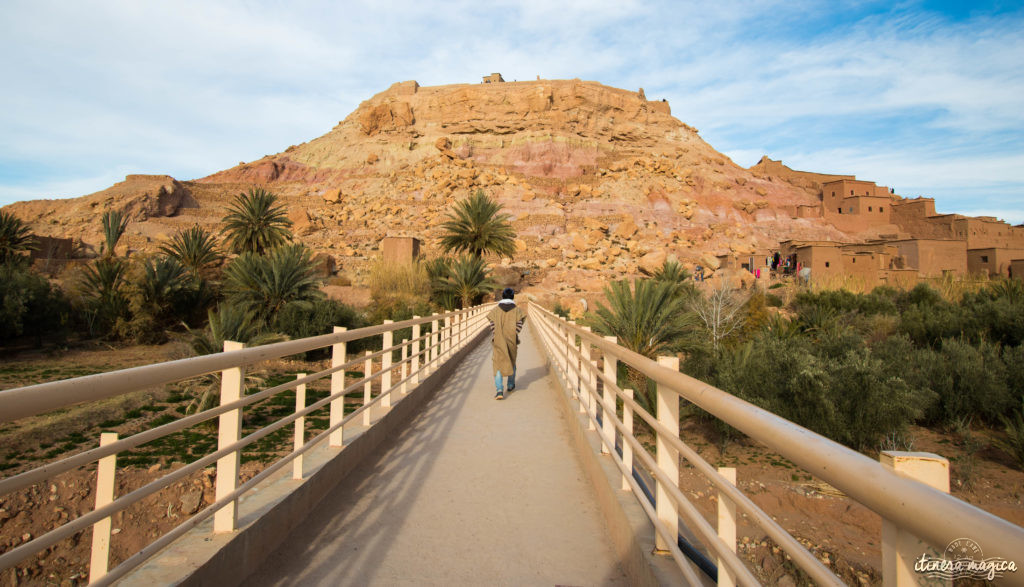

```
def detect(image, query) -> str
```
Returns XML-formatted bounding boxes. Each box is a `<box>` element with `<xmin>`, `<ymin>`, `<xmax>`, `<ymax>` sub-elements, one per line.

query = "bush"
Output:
<box><xmin>272</xmin><ymin>299</ymin><xmax>368</xmax><ymax>359</ymax></box>
<box><xmin>0</xmin><ymin>264</ymin><xmax>70</xmax><ymax>345</ymax></box>
<box><xmin>912</xmin><ymin>338</ymin><xmax>1012</xmax><ymax>427</ymax></box>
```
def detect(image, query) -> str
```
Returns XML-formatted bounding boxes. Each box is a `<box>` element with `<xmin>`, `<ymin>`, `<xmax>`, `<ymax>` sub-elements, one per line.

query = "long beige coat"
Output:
<box><xmin>487</xmin><ymin>301</ymin><xmax>526</xmax><ymax>376</ymax></box>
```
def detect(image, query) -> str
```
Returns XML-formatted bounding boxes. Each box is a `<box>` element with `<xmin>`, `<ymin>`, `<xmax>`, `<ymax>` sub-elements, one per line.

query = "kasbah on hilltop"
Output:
<box><xmin>5</xmin><ymin>73</ymin><xmax>1023</xmax><ymax>310</ymax></box>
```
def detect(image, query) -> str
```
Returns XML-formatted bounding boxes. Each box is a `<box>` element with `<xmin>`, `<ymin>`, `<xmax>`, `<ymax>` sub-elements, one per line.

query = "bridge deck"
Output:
<box><xmin>246</xmin><ymin>323</ymin><xmax>628</xmax><ymax>586</ymax></box>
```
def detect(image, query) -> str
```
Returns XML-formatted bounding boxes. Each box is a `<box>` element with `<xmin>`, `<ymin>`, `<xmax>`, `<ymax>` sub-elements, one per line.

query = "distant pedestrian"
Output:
<box><xmin>487</xmin><ymin>288</ymin><xmax>526</xmax><ymax>400</ymax></box>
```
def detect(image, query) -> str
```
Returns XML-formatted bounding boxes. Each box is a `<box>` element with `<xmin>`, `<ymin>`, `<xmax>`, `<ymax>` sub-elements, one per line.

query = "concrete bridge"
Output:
<box><xmin>1</xmin><ymin>304</ymin><xmax>1023</xmax><ymax>586</ymax></box>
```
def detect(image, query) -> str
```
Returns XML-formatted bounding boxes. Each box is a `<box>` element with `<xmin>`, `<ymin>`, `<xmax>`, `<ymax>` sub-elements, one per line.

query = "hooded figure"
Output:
<box><xmin>487</xmin><ymin>288</ymin><xmax>526</xmax><ymax>400</ymax></box>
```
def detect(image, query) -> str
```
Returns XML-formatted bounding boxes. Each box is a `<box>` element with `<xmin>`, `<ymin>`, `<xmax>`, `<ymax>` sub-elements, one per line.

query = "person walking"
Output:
<box><xmin>487</xmin><ymin>288</ymin><xmax>526</xmax><ymax>400</ymax></box>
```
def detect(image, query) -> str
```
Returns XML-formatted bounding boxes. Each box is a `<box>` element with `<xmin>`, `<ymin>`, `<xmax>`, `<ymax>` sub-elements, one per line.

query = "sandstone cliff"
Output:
<box><xmin>4</xmin><ymin>78</ymin><xmax>858</xmax><ymax>296</ymax></box>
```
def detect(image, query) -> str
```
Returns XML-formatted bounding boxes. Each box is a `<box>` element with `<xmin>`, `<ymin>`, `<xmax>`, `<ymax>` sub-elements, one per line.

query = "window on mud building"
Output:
<box><xmin>880</xmin><ymin>207</ymin><xmax>884</xmax><ymax>212</ymax></box>
<box><xmin>868</xmin><ymin>206</ymin><xmax>873</xmax><ymax>212</ymax></box>
<box><xmin>838</xmin><ymin>208</ymin><xmax>843</xmax><ymax>214</ymax></box>
<box><xmin>850</xmin><ymin>190</ymin><xmax>854</xmax><ymax>195</ymax></box>
<box><xmin>981</xmin><ymin>255</ymin><xmax>989</xmax><ymax>263</ymax></box>
<box><xmin>848</xmin><ymin>207</ymin><xmax>853</xmax><ymax>213</ymax></box>
<box><xmin>825</xmin><ymin>261</ymin><xmax>830</xmax><ymax>268</ymax></box>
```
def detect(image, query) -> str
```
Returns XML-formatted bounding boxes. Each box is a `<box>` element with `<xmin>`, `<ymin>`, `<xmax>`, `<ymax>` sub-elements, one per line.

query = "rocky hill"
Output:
<box><xmin>5</xmin><ymin>77</ymin><xmax>863</xmax><ymax>297</ymax></box>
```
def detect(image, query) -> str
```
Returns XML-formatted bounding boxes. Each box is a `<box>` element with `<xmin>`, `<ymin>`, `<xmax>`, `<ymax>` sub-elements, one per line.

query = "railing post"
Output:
<box><xmin>880</xmin><ymin>452</ymin><xmax>950</xmax><ymax>587</ymax></box>
<box><xmin>580</xmin><ymin>327</ymin><xmax>594</xmax><ymax>429</ymax></box>
<box><xmin>89</xmin><ymin>432</ymin><xmax>117</xmax><ymax>584</ymax></box>
<box><xmin>214</xmin><ymin>340</ymin><xmax>244</xmax><ymax>533</ymax></box>
<box><xmin>401</xmin><ymin>339</ymin><xmax>408</xmax><ymax>395</ymax></box>
<box><xmin>622</xmin><ymin>388</ymin><xmax>634</xmax><ymax>491</ymax></box>
<box><xmin>443</xmin><ymin>315</ymin><xmax>452</xmax><ymax>360</ymax></box>
<box><xmin>412</xmin><ymin>317</ymin><xmax>421</xmax><ymax>386</ymax></box>
<box><xmin>573</xmin><ymin>323</ymin><xmax>581</xmax><ymax>405</ymax></box>
<box><xmin>717</xmin><ymin>467</ymin><xmax>737</xmax><ymax>587</ymax></box>
<box><xmin>602</xmin><ymin>336</ymin><xmax>617</xmax><ymax>455</ymax></box>
<box><xmin>430</xmin><ymin>313</ymin><xmax>439</xmax><ymax>372</ymax></box>
<box><xmin>330</xmin><ymin>326</ymin><xmax>346</xmax><ymax>448</ymax></box>
<box><xmin>363</xmin><ymin>351</ymin><xmax>373</xmax><ymax>426</ymax></box>
<box><xmin>293</xmin><ymin>373</ymin><xmax>306</xmax><ymax>480</ymax></box>
<box><xmin>382</xmin><ymin>320</ymin><xmax>393</xmax><ymax>409</ymax></box>
<box><xmin>655</xmin><ymin>355</ymin><xmax>680</xmax><ymax>552</ymax></box>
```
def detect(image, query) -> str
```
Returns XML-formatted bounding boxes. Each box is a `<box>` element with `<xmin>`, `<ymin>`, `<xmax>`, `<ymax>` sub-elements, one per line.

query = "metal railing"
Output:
<box><xmin>0</xmin><ymin>304</ymin><xmax>492</xmax><ymax>585</ymax></box>
<box><xmin>529</xmin><ymin>303</ymin><xmax>1024</xmax><ymax>586</ymax></box>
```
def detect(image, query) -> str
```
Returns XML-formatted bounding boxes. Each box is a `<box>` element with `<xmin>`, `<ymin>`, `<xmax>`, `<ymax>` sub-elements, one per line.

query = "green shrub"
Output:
<box><xmin>273</xmin><ymin>299</ymin><xmax>367</xmax><ymax>359</ymax></box>
<box><xmin>0</xmin><ymin>264</ymin><xmax>70</xmax><ymax>345</ymax></box>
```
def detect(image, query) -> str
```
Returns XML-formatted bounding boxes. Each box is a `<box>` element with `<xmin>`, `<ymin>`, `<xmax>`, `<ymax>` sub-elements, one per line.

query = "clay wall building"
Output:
<box><xmin>890</xmin><ymin>239</ymin><xmax>966</xmax><ymax>277</ymax></box>
<box><xmin>890</xmin><ymin>198</ymin><xmax>953</xmax><ymax>240</ymax></box>
<box><xmin>29</xmin><ymin>235</ymin><xmax>73</xmax><ymax>260</ymax></box>
<box><xmin>381</xmin><ymin>236</ymin><xmax>421</xmax><ymax>264</ymax></box>
<box><xmin>966</xmin><ymin>248</ymin><xmax>1024</xmax><ymax>277</ymax></box>
<box><xmin>482</xmin><ymin>73</ymin><xmax>505</xmax><ymax>83</ymax></box>
<box><xmin>951</xmin><ymin>217</ymin><xmax>1024</xmax><ymax>249</ymax></box>
<box><xmin>778</xmin><ymin>240</ymin><xmax>844</xmax><ymax>279</ymax></box>
<box><xmin>1011</xmin><ymin>260</ymin><xmax>1024</xmax><ymax>281</ymax></box>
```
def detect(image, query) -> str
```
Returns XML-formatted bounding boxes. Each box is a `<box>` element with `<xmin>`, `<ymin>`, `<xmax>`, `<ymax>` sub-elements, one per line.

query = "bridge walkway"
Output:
<box><xmin>246</xmin><ymin>323</ymin><xmax>629</xmax><ymax>586</ymax></box>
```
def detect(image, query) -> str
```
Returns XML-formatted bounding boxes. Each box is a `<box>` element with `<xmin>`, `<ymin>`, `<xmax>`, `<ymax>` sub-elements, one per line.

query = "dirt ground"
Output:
<box><xmin>2</xmin><ymin>343</ymin><xmax>1023</xmax><ymax>585</ymax></box>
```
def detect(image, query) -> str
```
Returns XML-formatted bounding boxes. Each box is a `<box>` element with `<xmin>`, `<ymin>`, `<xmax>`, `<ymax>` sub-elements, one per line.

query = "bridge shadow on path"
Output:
<box><xmin>246</xmin><ymin>324</ymin><xmax>629</xmax><ymax>586</ymax></box>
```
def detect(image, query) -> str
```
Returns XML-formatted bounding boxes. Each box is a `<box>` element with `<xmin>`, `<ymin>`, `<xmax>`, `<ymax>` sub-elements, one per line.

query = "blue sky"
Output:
<box><xmin>1</xmin><ymin>0</ymin><xmax>1022</xmax><ymax>222</ymax></box>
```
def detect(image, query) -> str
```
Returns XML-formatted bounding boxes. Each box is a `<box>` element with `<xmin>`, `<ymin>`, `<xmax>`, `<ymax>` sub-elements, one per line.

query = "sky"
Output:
<box><xmin>1</xmin><ymin>0</ymin><xmax>1022</xmax><ymax>222</ymax></box>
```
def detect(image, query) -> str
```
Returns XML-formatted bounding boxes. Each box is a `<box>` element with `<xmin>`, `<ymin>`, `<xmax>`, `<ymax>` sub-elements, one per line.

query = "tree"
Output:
<box><xmin>0</xmin><ymin>211</ymin><xmax>36</xmax><ymax>265</ymax></box>
<box><xmin>588</xmin><ymin>278</ymin><xmax>700</xmax><ymax>414</ymax></box>
<box><xmin>435</xmin><ymin>254</ymin><xmax>496</xmax><ymax>309</ymax></box>
<box><xmin>690</xmin><ymin>284</ymin><xmax>750</xmax><ymax>351</ymax></box>
<box><xmin>223</xmin><ymin>243</ymin><xmax>322</xmax><ymax>319</ymax></box>
<box><xmin>119</xmin><ymin>256</ymin><xmax>194</xmax><ymax>343</ymax></box>
<box><xmin>222</xmin><ymin>187</ymin><xmax>293</xmax><ymax>255</ymax></box>
<box><xmin>648</xmin><ymin>258</ymin><xmax>697</xmax><ymax>300</ymax></box>
<box><xmin>76</xmin><ymin>258</ymin><xmax>129</xmax><ymax>336</ymax></box>
<box><xmin>101</xmin><ymin>209</ymin><xmax>129</xmax><ymax>257</ymax></box>
<box><xmin>160</xmin><ymin>226</ymin><xmax>223</xmax><ymax>277</ymax></box>
<box><xmin>185</xmin><ymin>303</ymin><xmax>287</xmax><ymax>413</ymax></box>
<box><xmin>439</xmin><ymin>190</ymin><xmax>516</xmax><ymax>259</ymax></box>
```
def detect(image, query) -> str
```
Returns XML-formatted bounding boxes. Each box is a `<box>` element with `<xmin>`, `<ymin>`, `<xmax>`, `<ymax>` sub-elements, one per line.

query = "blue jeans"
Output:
<box><xmin>495</xmin><ymin>368</ymin><xmax>516</xmax><ymax>391</ymax></box>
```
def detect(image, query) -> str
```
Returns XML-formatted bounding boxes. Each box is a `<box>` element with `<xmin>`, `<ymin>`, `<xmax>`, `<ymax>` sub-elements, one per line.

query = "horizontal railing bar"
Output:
<box><xmin>532</xmin><ymin>304</ymin><xmax>1024</xmax><ymax>566</ymax></box>
<box><xmin>0</xmin><ymin>313</ymin><xmax>486</xmax><ymax>498</ymax></box>
<box><xmin>559</xmin><ymin>330</ymin><xmax>840</xmax><ymax>585</ymax></box>
<box><xmin>0</xmin><ymin>307</ymin><xmax>488</xmax><ymax>424</ymax></box>
<box><xmin>533</xmin><ymin>314</ymin><xmax>762</xmax><ymax>586</ymax></box>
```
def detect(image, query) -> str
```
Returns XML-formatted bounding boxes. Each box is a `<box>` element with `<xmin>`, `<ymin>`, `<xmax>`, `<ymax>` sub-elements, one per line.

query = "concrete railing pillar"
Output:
<box><xmin>602</xmin><ymin>336</ymin><xmax>617</xmax><ymax>454</ymax></box>
<box><xmin>382</xmin><ymin>321</ymin><xmax>393</xmax><ymax>409</ymax></box>
<box><xmin>401</xmin><ymin>339</ymin><xmax>409</xmax><ymax>395</ymax></box>
<box><xmin>214</xmin><ymin>340</ymin><xmax>245</xmax><ymax>533</ymax></box>
<box><xmin>363</xmin><ymin>351</ymin><xmax>373</xmax><ymax>426</ymax></box>
<box><xmin>580</xmin><ymin>326</ymin><xmax>594</xmax><ymax>429</ymax></box>
<box><xmin>880</xmin><ymin>451</ymin><xmax>950</xmax><ymax>587</ymax></box>
<box><xmin>330</xmin><ymin>327</ymin><xmax>346</xmax><ymax>448</ymax></box>
<box><xmin>622</xmin><ymin>388</ymin><xmax>634</xmax><ymax>492</ymax></box>
<box><xmin>293</xmin><ymin>374</ymin><xmax>306</xmax><ymax>480</ymax></box>
<box><xmin>430</xmin><ymin>314</ymin><xmax>439</xmax><ymax>372</ymax></box>
<box><xmin>89</xmin><ymin>432</ymin><xmax>117</xmax><ymax>584</ymax></box>
<box><xmin>412</xmin><ymin>317</ymin><xmax>421</xmax><ymax>386</ymax></box>
<box><xmin>566</xmin><ymin>322</ymin><xmax>578</xmax><ymax>400</ymax></box>
<box><xmin>717</xmin><ymin>467</ymin><xmax>738</xmax><ymax>587</ymax></box>
<box><xmin>655</xmin><ymin>355</ymin><xmax>680</xmax><ymax>552</ymax></box>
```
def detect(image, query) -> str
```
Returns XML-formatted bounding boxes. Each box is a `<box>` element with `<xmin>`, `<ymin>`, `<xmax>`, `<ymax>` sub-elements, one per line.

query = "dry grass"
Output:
<box><xmin>366</xmin><ymin>258</ymin><xmax>430</xmax><ymax>299</ymax></box>
<box><xmin>922</xmin><ymin>271</ymin><xmax>992</xmax><ymax>303</ymax></box>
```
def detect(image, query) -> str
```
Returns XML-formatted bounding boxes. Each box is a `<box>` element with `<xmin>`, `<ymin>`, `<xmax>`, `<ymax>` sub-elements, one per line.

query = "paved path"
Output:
<box><xmin>247</xmin><ymin>323</ymin><xmax>628</xmax><ymax>586</ymax></box>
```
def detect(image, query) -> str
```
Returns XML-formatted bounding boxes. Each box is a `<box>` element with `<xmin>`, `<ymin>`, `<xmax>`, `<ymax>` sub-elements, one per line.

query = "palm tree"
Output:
<box><xmin>0</xmin><ymin>211</ymin><xmax>36</xmax><ymax>265</ymax></box>
<box><xmin>222</xmin><ymin>187</ymin><xmax>292</xmax><ymax>255</ymax></box>
<box><xmin>184</xmin><ymin>303</ymin><xmax>287</xmax><ymax>413</ymax></box>
<box><xmin>439</xmin><ymin>190</ymin><xmax>516</xmax><ymax>259</ymax></box>
<box><xmin>223</xmin><ymin>243</ymin><xmax>322</xmax><ymax>319</ymax></box>
<box><xmin>649</xmin><ymin>258</ymin><xmax>698</xmax><ymax>300</ymax></box>
<box><xmin>588</xmin><ymin>278</ymin><xmax>700</xmax><ymax>414</ymax></box>
<box><xmin>124</xmin><ymin>256</ymin><xmax>190</xmax><ymax>339</ymax></box>
<box><xmin>78</xmin><ymin>257</ymin><xmax>129</xmax><ymax>335</ymax></box>
<box><xmin>160</xmin><ymin>226</ymin><xmax>223</xmax><ymax>277</ymax></box>
<box><xmin>101</xmin><ymin>210</ymin><xmax>129</xmax><ymax>257</ymax></box>
<box><xmin>436</xmin><ymin>254</ymin><xmax>496</xmax><ymax>309</ymax></box>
